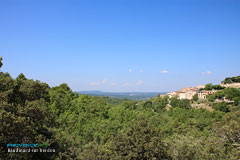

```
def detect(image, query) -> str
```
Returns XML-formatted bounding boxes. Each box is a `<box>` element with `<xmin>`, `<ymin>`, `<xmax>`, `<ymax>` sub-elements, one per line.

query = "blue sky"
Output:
<box><xmin>0</xmin><ymin>0</ymin><xmax>240</xmax><ymax>92</ymax></box>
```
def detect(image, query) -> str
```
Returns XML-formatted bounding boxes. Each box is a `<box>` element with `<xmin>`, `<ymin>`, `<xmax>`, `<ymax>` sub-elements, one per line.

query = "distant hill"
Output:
<box><xmin>78</xmin><ymin>90</ymin><xmax>167</xmax><ymax>100</ymax></box>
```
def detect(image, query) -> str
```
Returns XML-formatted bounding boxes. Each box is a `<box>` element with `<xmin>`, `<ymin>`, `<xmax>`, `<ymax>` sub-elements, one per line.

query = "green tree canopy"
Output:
<box><xmin>213</xmin><ymin>102</ymin><xmax>230</xmax><ymax>112</ymax></box>
<box><xmin>170</xmin><ymin>97</ymin><xmax>191</xmax><ymax>109</ymax></box>
<box><xmin>222</xmin><ymin>76</ymin><xmax>240</xmax><ymax>84</ymax></box>
<box><xmin>111</xmin><ymin>115</ymin><xmax>169</xmax><ymax>160</ymax></box>
<box><xmin>201</xmin><ymin>83</ymin><xmax>225</xmax><ymax>91</ymax></box>
<box><xmin>0</xmin><ymin>57</ymin><xmax>2</xmax><ymax>69</ymax></box>
<box><xmin>0</xmin><ymin>72</ymin><xmax>58</xmax><ymax>159</ymax></box>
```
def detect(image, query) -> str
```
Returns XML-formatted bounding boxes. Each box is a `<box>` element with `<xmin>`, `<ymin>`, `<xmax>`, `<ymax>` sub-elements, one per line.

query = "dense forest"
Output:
<box><xmin>1</xmin><ymin>57</ymin><xmax>240</xmax><ymax>160</ymax></box>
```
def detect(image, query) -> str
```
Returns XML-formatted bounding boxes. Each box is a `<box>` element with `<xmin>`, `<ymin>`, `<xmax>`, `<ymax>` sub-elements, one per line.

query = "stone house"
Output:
<box><xmin>198</xmin><ymin>90</ymin><xmax>216</xmax><ymax>99</ymax></box>
<box><xmin>179</xmin><ymin>89</ymin><xmax>198</xmax><ymax>100</ymax></box>
<box><xmin>167</xmin><ymin>91</ymin><xmax>180</xmax><ymax>98</ymax></box>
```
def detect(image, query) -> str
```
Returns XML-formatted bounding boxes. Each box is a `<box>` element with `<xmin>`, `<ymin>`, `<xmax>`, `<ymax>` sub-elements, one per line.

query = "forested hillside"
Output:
<box><xmin>1</xmin><ymin>57</ymin><xmax>240</xmax><ymax>160</ymax></box>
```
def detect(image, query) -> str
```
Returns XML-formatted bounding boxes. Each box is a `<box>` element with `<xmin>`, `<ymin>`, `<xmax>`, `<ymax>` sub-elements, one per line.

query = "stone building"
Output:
<box><xmin>198</xmin><ymin>90</ymin><xmax>216</xmax><ymax>99</ymax></box>
<box><xmin>179</xmin><ymin>89</ymin><xmax>198</xmax><ymax>100</ymax></box>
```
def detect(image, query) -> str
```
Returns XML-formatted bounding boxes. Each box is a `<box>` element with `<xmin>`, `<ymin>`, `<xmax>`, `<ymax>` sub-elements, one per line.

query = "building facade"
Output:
<box><xmin>198</xmin><ymin>90</ymin><xmax>216</xmax><ymax>99</ymax></box>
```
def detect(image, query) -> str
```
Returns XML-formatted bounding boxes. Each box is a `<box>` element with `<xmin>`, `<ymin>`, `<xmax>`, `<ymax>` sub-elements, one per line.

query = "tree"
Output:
<box><xmin>170</xmin><ymin>97</ymin><xmax>179</xmax><ymax>108</ymax></box>
<box><xmin>213</xmin><ymin>111</ymin><xmax>240</xmax><ymax>159</ymax></box>
<box><xmin>205</xmin><ymin>83</ymin><xmax>213</xmax><ymax>90</ymax></box>
<box><xmin>0</xmin><ymin>72</ymin><xmax>58</xmax><ymax>159</ymax></box>
<box><xmin>213</xmin><ymin>102</ymin><xmax>230</xmax><ymax>112</ymax></box>
<box><xmin>224</xmin><ymin>88</ymin><xmax>240</xmax><ymax>105</ymax></box>
<box><xmin>0</xmin><ymin>57</ymin><xmax>2</xmax><ymax>69</ymax></box>
<box><xmin>143</xmin><ymin>100</ymin><xmax>153</xmax><ymax>109</ymax></box>
<box><xmin>212</xmin><ymin>85</ymin><xmax>225</xmax><ymax>90</ymax></box>
<box><xmin>170</xmin><ymin>97</ymin><xmax>191</xmax><ymax>109</ymax></box>
<box><xmin>49</xmin><ymin>83</ymin><xmax>74</xmax><ymax>116</ymax></box>
<box><xmin>166</xmin><ymin>135</ymin><xmax>207</xmax><ymax>160</ymax></box>
<box><xmin>111</xmin><ymin>115</ymin><xmax>169</xmax><ymax>159</ymax></box>
<box><xmin>193</xmin><ymin>94</ymin><xmax>198</xmax><ymax>101</ymax></box>
<box><xmin>222</xmin><ymin>76</ymin><xmax>240</xmax><ymax>84</ymax></box>
<box><xmin>152</xmin><ymin>96</ymin><xmax>168</xmax><ymax>112</ymax></box>
<box><xmin>201</xmin><ymin>83</ymin><xmax>225</xmax><ymax>91</ymax></box>
<box><xmin>225</xmin><ymin>78</ymin><xmax>233</xmax><ymax>84</ymax></box>
<box><xmin>207</xmin><ymin>94</ymin><xmax>216</xmax><ymax>102</ymax></box>
<box><xmin>16</xmin><ymin>73</ymin><xmax>27</xmax><ymax>80</ymax></box>
<box><xmin>214</xmin><ymin>90</ymin><xmax>225</xmax><ymax>100</ymax></box>
<box><xmin>179</xmin><ymin>99</ymin><xmax>191</xmax><ymax>109</ymax></box>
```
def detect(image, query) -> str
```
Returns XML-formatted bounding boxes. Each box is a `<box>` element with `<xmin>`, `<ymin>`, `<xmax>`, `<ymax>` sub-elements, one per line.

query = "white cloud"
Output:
<box><xmin>101</xmin><ymin>79</ymin><xmax>107</xmax><ymax>84</ymax></box>
<box><xmin>201</xmin><ymin>71</ymin><xmax>212</xmax><ymax>75</ymax></box>
<box><xmin>207</xmin><ymin>71</ymin><xmax>212</xmax><ymax>75</ymax></box>
<box><xmin>90</xmin><ymin>79</ymin><xmax>107</xmax><ymax>86</ymax></box>
<box><xmin>122</xmin><ymin>82</ymin><xmax>129</xmax><ymax>87</ymax></box>
<box><xmin>161</xmin><ymin>70</ymin><xmax>168</xmax><ymax>74</ymax></box>
<box><xmin>136</xmin><ymin>80</ymin><xmax>143</xmax><ymax>86</ymax></box>
<box><xmin>109</xmin><ymin>82</ymin><xmax>117</xmax><ymax>86</ymax></box>
<box><xmin>140</xmin><ymin>70</ymin><xmax>144</xmax><ymax>73</ymax></box>
<box><xmin>128</xmin><ymin>69</ymin><xmax>132</xmax><ymax>73</ymax></box>
<box><xmin>90</xmin><ymin>82</ymin><xmax>100</xmax><ymax>86</ymax></box>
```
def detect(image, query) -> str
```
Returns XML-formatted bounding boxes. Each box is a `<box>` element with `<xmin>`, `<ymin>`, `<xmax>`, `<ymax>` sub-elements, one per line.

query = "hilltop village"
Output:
<box><xmin>166</xmin><ymin>85</ymin><xmax>205</xmax><ymax>99</ymax></box>
<box><xmin>163</xmin><ymin>83</ymin><xmax>240</xmax><ymax>100</ymax></box>
<box><xmin>161</xmin><ymin>80</ymin><xmax>240</xmax><ymax>101</ymax></box>
<box><xmin>165</xmin><ymin>85</ymin><xmax>219</xmax><ymax>100</ymax></box>
<box><xmin>155</xmin><ymin>78</ymin><xmax>240</xmax><ymax>112</ymax></box>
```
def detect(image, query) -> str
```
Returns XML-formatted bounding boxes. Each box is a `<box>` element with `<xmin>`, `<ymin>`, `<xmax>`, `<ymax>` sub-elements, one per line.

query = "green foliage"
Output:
<box><xmin>0</xmin><ymin>73</ymin><xmax>58</xmax><ymax>160</ymax></box>
<box><xmin>207</xmin><ymin>88</ymin><xmax>240</xmax><ymax>105</ymax></box>
<box><xmin>16</xmin><ymin>73</ymin><xmax>27</xmax><ymax>80</ymax></box>
<box><xmin>206</xmin><ymin>94</ymin><xmax>215</xmax><ymax>102</ymax></box>
<box><xmin>158</xmin><ymin>107</ymin><xmax>224</xmax><ymax>136</ymax></box>
<box><xmin>193</xmin><ymin>94</ymin><xmax>198</xmax><ymax>101</ymax></box>
<box><xmin>222</xmin><ymin>75</ymin><xmax>240</xmax><ymax>84</ymax></box>
<box><xmin>166</xmin><ymin>135</ymin><xmax>207</xmax><ymax>159</ymax></box>
<box><xmin>152</xmin><ymin>96</ymin><xmax>168</xmax><ymax>112</ymax></box>
<box><xmin>0</xmin><ymin>57</ymin><xmax>2</xmax><ymax>69</ymax></box>
<box><xmin>143</xmin><ymin>100</ymin><xmax>153</xmax><ymax>109</ymax></box>
<box><xmin>49</xmin><ymin>83</ymin><xmax>75</xmax><ymax>116</ymax></box>
<box><xmin>110</xmin><ymin>115</ymin><xmax>169</xmax><ymax>160</ymax></box>
<box><xmin>200</xmin><ymin>83</ymin><xmax>225</xmax><ymax>91</ymax></box>
<box><xmin>213</xmin><ymin>102</ymin><xmax>230</xmax><ymax>112</ymax></box>
<box><xmin>212</xmin><ymin>84</ymin><xmax>225</xmax><ymax>90</ymax></box>
<box><xmin>205</xmin><ymin>83</ymin><xmax>213</xmax><ymax>90</ymax></box>
<box><xmin>170</xmin><ymin>97</ymin><xmax>179</xmax><ymax>108</ymax></box>
<box><xmin>122</xmin><ymin>100</ymin><xmax>137</xmax><ymax>110</ymax></box>
<box><xmin>223</xmin><ymin>88</ymin><xmax>240</xmax><ymax>105</ymax></box>
<box><xmin>213</xmin><ymin>111</ymin><xmax>240</xmax><ymax>159</ymax></box>
<box><xmin>178</xmin><ymin>99</ymin><xmax>191</xmax><ymax>109</ymax></box>
<box><xmin>214</xmin><ymin>90</ymin><xmax>225</xmax><ymax>99</ymax></box>
<box><xmin>170</xmin><ymin>97</ymin><xmax>191</xmax><ymax>109</ymax></box>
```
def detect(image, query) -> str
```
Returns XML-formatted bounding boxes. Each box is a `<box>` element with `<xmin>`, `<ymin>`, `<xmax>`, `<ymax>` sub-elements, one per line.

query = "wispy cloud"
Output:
<box><xmin>90</xmin><ymin>82</ymin><xmax>100</xmax><ymax>86</ymax></box>
<box><xmin>122</xmin><ymin>82</ymin><xmax>129</xmax><ymax>87</ymax></box>
<box><xmin>101</xmin><ymin>79</ymin><xmax>107</xmax><ymax>84</ymax></box>
<box><xmin>136</xmin><ymin>80</ymin><xmax>143</xmax><ymax>86</ymax></box>
<box><xmin>128</xmin><ymin>69</ymin><xmax>132</xmax><ymax>73</ymax></box>
<box><xmin>140</xmin><ymin>69</ymin><xmax>144</xmax><ymax>73</ymax></box>
<box><xmin>109</xmin><ymin>82</ymin><xmax>117</xmax><ymax>86</ymax></box>
<box><xmin>161</xmin><ymin>70</ymin><xmax>168</xmax><ymax>74</ymax></box>
<box><xmin>90</xmin><ymin>79</ymin><xmax>107</xmax><ymax>86</ymax></box>
<box><xmin>201</xmin><ymin>71</ymin><xmax>212</xmax><ymax>75</ymax></box>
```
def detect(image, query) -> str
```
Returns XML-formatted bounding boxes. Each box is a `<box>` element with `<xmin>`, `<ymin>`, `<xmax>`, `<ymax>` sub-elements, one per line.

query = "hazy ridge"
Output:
<box><xmin>78</xmin><ymin>90</ymin><xmax>167</xmax><ymax>100</ymax></box>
